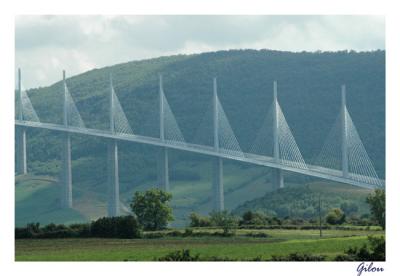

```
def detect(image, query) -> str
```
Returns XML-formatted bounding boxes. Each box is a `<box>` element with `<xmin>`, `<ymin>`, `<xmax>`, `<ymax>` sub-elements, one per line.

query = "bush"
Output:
<box><xmin>335</xmin><ymin>236</ymin><xmax>385</xmax><ymax>261</ymax></box>
<box><xmin>143</xmin><ymin>232</ymin><xmax>165</xmax><ymax>239</ymax></box>
<box><xmin>245</xmin><ymin>232</ymin><xmax>269</xmax><ymax>238</ymax></box>
<box><xmin>15</xmin><ymin>222</ymin><xmax>86</xmax><ymax>239</ymax></box>
<box><xmin>240</xmin><ymin>211</ymin><xmax>267</xmax><ymax>226</ymax></box>
<box><xmin>189</xmin><ymin>213</ymin><xmax>211</xmax><ymax>227</ymax></box>
<box><xmin>90</xmin><ymin>216</ymin><xmax>142</xmax><ymax>239</ymax></box>
<box><xmin>271</xmin><ymin>253</ymin><xmax>326</xmax><ymax>261</ymax></box>
<box><xmin>16</xmin><ymin>217</ymin><xmax>142</xmax><ymax>239</ymax></box>
<box><xmin>142</xmin><ymin>230</ymin><xmax>233</xmax><ymax>239</ymax></box>
<box><xmin>326</xmin><ymin>208</ymin><xmax>346</xmax><ymax>225</ymax></box>
<box><xmin>209</xmin><ymin>210</ymin><xmax>239</xmax><ymax>235</ymax></box>
<box><xmin>15</xmin><ymin>227</ymin><xmax>34</xmax><ymax>239</ymax></box>
<box><xmin>70</xmin><ymin>223</ymin><xmax>91</xmax><ymax>237</ymax></box>
<box><xmin>157</xmin><ymin>249</ymin><xmax>200</xmax><ymax>261</ymax></box>
<box><xmin>183</xmin><ymin>228</ymin><xmax>193</xmax><ymax>237</ymax></box>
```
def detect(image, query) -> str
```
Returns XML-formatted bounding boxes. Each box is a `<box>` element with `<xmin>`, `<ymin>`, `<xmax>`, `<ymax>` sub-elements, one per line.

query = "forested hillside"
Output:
<box><xmin>16</xmin><ymin>49</ymin><xmax>385</xmax><ymax>226</ymax></box>
<box><xmin>233</xmin><ymin>182</ymin><xmax>372</xmax><ymax>219</ymax></box>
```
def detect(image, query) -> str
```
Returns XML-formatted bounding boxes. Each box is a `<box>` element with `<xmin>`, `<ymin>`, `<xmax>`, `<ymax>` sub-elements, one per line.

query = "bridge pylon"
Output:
<box><xmin>61</xmin><ymin>70</ymin><xmax>73</xmax><ymax>208</ymax></box>
<box><xmin>107</xmin><ymin>74</ymin><xmax>120</xmax><ymax>216</ymax></box>
<box><xmin>271</xmin><ymin>81</ymin><xmax>284</xmax><ymax>189</ymax></box>
<box><xmin>341</xmin><ymin>85</ymin><xmax>349</xmax><ymax>178</ymax></box>
<box><xmin>158</xmin><ymin>74</ymin><xmax>170</xmax><ymax>192</ymax></box>
<box><xmin>212</xmin><ymin>77</ymin><xmax>224</xmax><ymax>211</ymax></box>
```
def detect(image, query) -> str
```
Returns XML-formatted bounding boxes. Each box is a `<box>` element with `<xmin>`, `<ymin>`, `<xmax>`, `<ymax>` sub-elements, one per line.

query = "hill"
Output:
<box><xmin>233</xmin><ymin>181</ymin><xmax>372</xmax><ymax>219</ymax></box>
<box><xmin>15</xmin><ymin>49</ymin><xmax>385</xmax><ymax>226</ymax></box>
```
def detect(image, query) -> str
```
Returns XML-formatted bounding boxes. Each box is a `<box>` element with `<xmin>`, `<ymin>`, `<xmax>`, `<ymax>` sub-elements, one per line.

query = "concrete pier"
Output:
<box><xmin>61</xmin><ymin>133</ymin><xmax>73</xmax><ymax>208</ymax></box>
<box><xmin>107</xmin><ymin>139</ymin><xmax>120</xmax><ymax>216</ymax></box>
<box><xmin>212</xmin><ymin>156</ymin><xmax>224</xmax><ymax>211</ymax></box>
<box><xmin>271</xmin><ymin>168</ymin><xmax>284</xmax><ymax>189</ymax></box>
<box><xmin>158</xmin><ymin>147</ymin><xmax>170</xmax><ymax>192</ymax></box>
<box><xmin>16</xmin><ymin>127</ymin><xmax>27</xmax><ymax>175</ymax></box>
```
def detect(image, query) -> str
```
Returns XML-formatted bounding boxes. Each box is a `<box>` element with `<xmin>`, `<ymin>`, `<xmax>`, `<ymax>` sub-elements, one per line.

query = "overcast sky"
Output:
<box><xmin>15</xmin><ymin>15</ymin><xmax>385</xmax><ymax>89</ymax></box>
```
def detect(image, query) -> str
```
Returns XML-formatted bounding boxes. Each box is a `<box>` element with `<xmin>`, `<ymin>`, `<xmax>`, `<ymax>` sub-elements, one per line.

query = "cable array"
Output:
<box><xmin>249</xmin><ymin>105</ymin><xmax>274</xmax><ymax>156</ymax></box>
<box><xmin>18</xmin><ymin>86</ymin><xmax>40</xmax><ymax>122</ymax></box>
<box><xmin>346</xmin><ymin>109</ymin><xmax>383</xmax><ymax>187</ymax></box>
<box><xmin>314</xmin><ymin>107</ymin><xmax>383</xmax><ymax>187</ymax></box>
<box><xmin>65</xmin><ymin>84</ymin><xmax>85</xmax><ymax>128</ymax></box>
<box><xmin>112</xmin><ymin>87</ymin><xmax>133</xmax><ymax>135</ymax></box>
<box><xmin>314</xmin><ymin>113</ymin><xmax>342</xmax><ymax>170</ymax></box>
<box><xmin>190</xmin><ymin>103</ymin><xmax>214</xmax><ymax>147</ymax></box>
<box><xmin>216</xmin><ymin>96</ymin><xmax>244</xmax><ymax>157</ymax></box>
<box><xmin>276</xmin><ymin>102</ymin><xmax>308</xmax><ymax>169</ymax></box>
<box><xmin>250</xmin><ymin>102</ymin><xmax>307</xmax><ymax>170</ymax></box>
<box><xmin>162</xmin><ymin>92</ymin><xmax>186</xmax><ymax>145</ymax></box>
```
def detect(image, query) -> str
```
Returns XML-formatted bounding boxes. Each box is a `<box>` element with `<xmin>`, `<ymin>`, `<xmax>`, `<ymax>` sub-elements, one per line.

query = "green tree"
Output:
<box><xmin>366</xmin><ymin>189</ymin><xmax>385</xmax><ymax>229</ymax></box>
<box><xmin>130</xmin><ymin>189</ymin><xmax>173</xmax><ymax>231</ymax></box>
<box><xmin>340</xmin><ymin>201</ymin><xmax>359</xmax><ymax>215</ymax></box>
<box><xmin>210</xmin><ymin>210</ymin><xmax>238</xmax><ymax>235</ymax></box>
<box><xmin>325</xmin><ymin>208</ymin><xmax>346</xmax><ymax>225</ymax></box>
<box><xmin>240</xmin><ymin>210</ymin><xmax>267</xmax><ymax>226</ymax></box>
<box><xmin>189</xmin><ymin>213</ymin><xmax>211</xmax><ymax>227</ymax></box>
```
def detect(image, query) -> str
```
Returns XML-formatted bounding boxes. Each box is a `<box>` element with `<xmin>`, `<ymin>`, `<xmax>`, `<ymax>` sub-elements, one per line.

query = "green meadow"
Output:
<box><xmin>15</xmin><ymin>228</ymin><xmax>383</xmax><ymax>261</ymax></box>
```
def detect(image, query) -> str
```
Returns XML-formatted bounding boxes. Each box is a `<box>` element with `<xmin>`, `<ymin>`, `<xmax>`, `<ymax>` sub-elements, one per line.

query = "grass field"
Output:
<box><xmin>15</xmin><ymin>228</ymin><xmax>384</xmax><ymax>261</ymax></box>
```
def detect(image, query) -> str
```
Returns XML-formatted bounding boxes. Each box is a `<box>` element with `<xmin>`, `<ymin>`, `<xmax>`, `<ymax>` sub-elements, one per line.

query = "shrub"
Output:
<box><xmin>189</xmin><ymin>213</ymin><xmax>211</xmax><ymax>227</ymax></box>
<box><xmin>15</xmin><ymin>227</ymin><xmax>34</xmax><ymax>239</ymax></box>
<box><xmin>240</xmin><ymin>211</ymin><xmax>268</xmax><ymax>226</ymax></box>
<box><xmin>271</xmin><ymin>253</ymin><xmax>326</xmax><ymax>261</ymax></box>
<box><xmin>90</xmin><ymin>216</ymin><xmax>141</xmax><ymax>239</ymax></box>
<box><xmin>326</xmin><ymin>208</ymin><xmax>346</xmax><ymax>225</ymax></box>
<box><xmin>209</xmin><ymin>210</ymin><xmax>239</xmax><ymax>235</ymax></box>
<box><xmin>335</xmin><ymin>235</ymin><xmax>385</xmax><ymax>261</ymax></box>
<box><xmin>183</xmin><ymin>228</ymin><xmax>193</xmax><ymax>237</ymax></box>
<box><xmin>15</xmin><ymin>222</ymin><xmax>92</xmax><ymax>239</ymax></box>
<box><xmin>168</xmin><ymin>230</ymin><xmax>182</xmax><ymax>237</ymax></box>
<box><xmin>143</xmin><ymin>232</ymin><xmax>165</xmax><ymax>239</ymax></box>
<box><xmin>157</xmin><ymin>249</ymin><xmax>200</xmax><ymax>261</ymax></box>
<box><xmin>245</xmin><ymin>232</ymin><xmax>269</xmax><ymax>238</ymax></box>
<box><xmin>16</xmin><ymin>217</ymin><xmax>141</xmax><ymax>239</ymax></box>
<box><xmin>15</xmin><ymin>222</ymin><xmax>42</xmax><ymax>239</ymax></box>
<box><xmin>69</xmin><ymin>223</ymin><xmax>91</xmax><ymax>237</ymax></box>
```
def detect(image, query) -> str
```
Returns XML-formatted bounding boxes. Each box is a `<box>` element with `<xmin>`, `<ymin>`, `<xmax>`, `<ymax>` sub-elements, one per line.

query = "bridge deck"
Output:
<box><xmin>15</xmin><ymin>120</ymin><xmax>384</xmax><ymax>190</ymax></box>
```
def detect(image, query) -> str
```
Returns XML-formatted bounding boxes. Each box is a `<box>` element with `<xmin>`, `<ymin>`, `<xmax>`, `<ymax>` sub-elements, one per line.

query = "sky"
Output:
<box><xmin>15</xmin><ymin>15</ymin><xmax>385</xmax><ymax>89</ymax></box>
